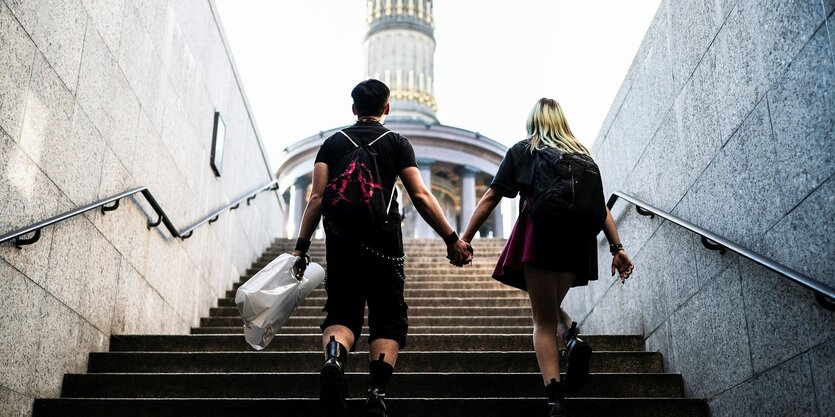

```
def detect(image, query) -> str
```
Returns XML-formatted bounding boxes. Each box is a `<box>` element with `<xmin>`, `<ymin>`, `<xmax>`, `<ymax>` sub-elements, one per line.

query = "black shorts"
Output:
<box><xmin>320</xmin><ymin>230</ymin><xmax>409</xmax><ymax>350</ymax></box>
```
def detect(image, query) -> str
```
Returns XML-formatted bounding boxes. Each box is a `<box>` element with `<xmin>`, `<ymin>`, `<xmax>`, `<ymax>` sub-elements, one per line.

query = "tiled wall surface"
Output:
<box><xmin>0</xmin><ymin>0</ymin><xmax>282</xmax><ymax>414</ymax></box>
<box><xmin>563</xmin><ymin>0</ymin><xmax>834</xmax><ymax>415</ymax></box>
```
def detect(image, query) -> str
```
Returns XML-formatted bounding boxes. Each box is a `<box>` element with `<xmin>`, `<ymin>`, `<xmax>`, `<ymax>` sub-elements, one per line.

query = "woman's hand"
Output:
<box><xmin>611</xmin><ymin>250</ymin><xmax>634</xmax><ymax>284</ymax></box>
<box><xmin>292</xmin><ymin>250</ymin><xmax>309</xmax><ymax>280</ymax></box>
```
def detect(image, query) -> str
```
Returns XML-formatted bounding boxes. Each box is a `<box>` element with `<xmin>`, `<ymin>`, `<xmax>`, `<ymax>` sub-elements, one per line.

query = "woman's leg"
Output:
<box><xmin>523</xmin><ymin>263</ymin><xmax>576</xmax><ymax>384</ymax></box>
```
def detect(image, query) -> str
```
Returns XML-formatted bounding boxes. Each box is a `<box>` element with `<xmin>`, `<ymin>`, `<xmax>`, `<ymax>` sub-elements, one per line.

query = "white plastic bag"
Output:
<box><xmin>235</xmin><ymin>253</ymin><xmax>325</xmax><ymax>350</ymax></box>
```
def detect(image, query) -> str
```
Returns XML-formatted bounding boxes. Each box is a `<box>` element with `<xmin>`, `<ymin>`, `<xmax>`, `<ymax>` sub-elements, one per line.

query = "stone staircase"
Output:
<box><xmin>32</xmin><ymin>238</ymin><xmax>709</xmax><ymax>416</ymax></box>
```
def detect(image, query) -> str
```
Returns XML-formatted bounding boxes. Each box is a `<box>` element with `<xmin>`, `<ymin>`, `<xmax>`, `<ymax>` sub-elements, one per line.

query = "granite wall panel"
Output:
<box><xmin>0</xmin><ymin>385</ymin><xmax>32</xmax><ymax>417</ymax></box>
<box><xmin>583</xmin><ymin>0</ymin><xmax>833</xmax><ymax>411</ymax></box>
<box><xmin>0</xmin><ymin>2</ymin><xmax>35</xmax><ymax>143</ymax></box>
<box><xmin>809</xmin><ymin>338</ymin><xmax>834</xmax><ymax>416</ymax></box>
<box><xmin>0</xmin><ymin>259</ymin><xmax>45</xmax><ymax>394</ymax></box>
<box><xmin>670</xmin><ymin>261</ymin><xmax>753</xmax><ymax>398</ymax></box>
<box><xmin>6</xmin><ymin>0</ymin><xmax>87</xmax><ymax>94</ymax></box>
<box><xmin>80</xmin><ymin>0</ymin><xmax>126</xmax><ymax>54</ymax></box>
<box><xmin>0</xmin><ymin>0</ymin><xmax>280</xmax><ymax>405</ymax></box>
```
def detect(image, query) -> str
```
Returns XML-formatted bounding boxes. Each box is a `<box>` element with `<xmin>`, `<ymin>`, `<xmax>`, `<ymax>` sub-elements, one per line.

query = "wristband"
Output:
<box><xmin>295</xmin><ymin>237</ymin><xmax>311</xmax><ymax>253</ymax></box>
<box><xmin>443</xmin><ymin>231</ymin><xmax>459</xmax><ymax>246</ymax></box>
<box><xmin>609</xmin><ymin>243</ymin><xmax>624</xmax><ymax>255</ymax></box>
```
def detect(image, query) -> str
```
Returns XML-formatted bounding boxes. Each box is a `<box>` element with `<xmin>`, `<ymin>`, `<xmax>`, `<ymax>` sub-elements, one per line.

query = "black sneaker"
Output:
<box><xmin>562</xmin><ymin>322</ymin><xmax>592</xmax><ymax>394</ymax></box>
<box><xmin>320</xmin><ymin>361</ymin><xmax>348</xmax><ymax>417</ymax></box>
<box><xmin>362</xmin><ymin>387</ymin><xmax>387</xmax><ymax>417</ymax></box>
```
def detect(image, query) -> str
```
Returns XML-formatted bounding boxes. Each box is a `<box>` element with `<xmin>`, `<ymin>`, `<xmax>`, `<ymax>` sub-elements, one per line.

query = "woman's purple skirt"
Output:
<box><xmin>492</xmin><ymin>202</ymin><xmax>598</xmax><ymax>291</ymax></box>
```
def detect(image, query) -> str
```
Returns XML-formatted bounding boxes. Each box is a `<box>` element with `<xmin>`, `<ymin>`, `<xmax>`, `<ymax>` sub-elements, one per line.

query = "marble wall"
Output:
<box><xmin>0</xmin><ymin>0</ymin><xmax>281</xmax><ymax>414</ymax></box>
<box><xmin>563</xmin><ymin>0</ymin><xmax>834</xmax><ymax>415</ymax></box>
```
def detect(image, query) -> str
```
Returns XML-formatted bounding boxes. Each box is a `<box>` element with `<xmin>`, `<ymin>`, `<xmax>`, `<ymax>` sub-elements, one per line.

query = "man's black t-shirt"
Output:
<box><xmin>315</xmin><ymin>121</ymin><xmax>417</xmax><ymax>253</ymax></box>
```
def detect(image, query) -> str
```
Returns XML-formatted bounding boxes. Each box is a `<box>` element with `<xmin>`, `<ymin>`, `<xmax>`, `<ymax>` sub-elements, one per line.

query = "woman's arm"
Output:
<box><xmin>461</xmin><ymin>187</ymin><xmax>503</xmax><ymax>243</ymax></box>
<box><xmin>602</xmin><ymin>207</ymin><xmax>635</xmax><ymax>283</ymax></box>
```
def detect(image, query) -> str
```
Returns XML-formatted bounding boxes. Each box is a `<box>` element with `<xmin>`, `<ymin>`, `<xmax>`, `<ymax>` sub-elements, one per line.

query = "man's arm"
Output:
<box><xmin>399</xmin><ymin>166</ymin><xmax>472</xmax><ymax>264</ymax></box>
<box><xmin>291</xmin><ymin>162</ymin><xmax>329</xmax><ymax>278</ymax></box>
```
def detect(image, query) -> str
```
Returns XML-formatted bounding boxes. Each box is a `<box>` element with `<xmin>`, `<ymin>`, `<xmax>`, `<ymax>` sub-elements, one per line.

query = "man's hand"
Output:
<box><xmin>611</xmin><ymin>250</ymin><xmax>634</xmax><ymax>284</ymax></box>
<box><xmin>292</xmin><ymin>250</ymin><xmax>309</xmax><ymax>280</ymax></box>
<box><xmin>447</xmin><ymin>239</ymin><xmax>474</xmax><ymax>267</ymax></box>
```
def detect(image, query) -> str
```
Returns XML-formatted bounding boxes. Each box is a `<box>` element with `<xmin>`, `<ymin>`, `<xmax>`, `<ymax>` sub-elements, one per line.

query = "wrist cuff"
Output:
<box><xmin>443</xmin><ymin>231</ymin><xmax>459</xmax><ymax>246</ymax></box>
<box><xmin>295</xmin><ymin>238</ymin><xmax>311</xmax><ymax>253</ymax></box>
<box><xmin>609</xmin><ymin>243</ymin><xmax>624</xmax><ymax>255</ymax></box>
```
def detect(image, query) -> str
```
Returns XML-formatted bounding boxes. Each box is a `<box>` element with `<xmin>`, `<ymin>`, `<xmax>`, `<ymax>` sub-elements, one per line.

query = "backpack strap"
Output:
<box><xmin>337</xmin><ymin>130</ymin><xmax>391</xmax><ymax>147</ymax></box>
<box><xmin>337</xmin><ymin>130</ymin><xmax>359</xmax><ymax>147</ymax></box>
<box><xmin>368</xmin><ymin>131</ymin><xmax>391</xmax><ymax>146</ymax></box>
<box><xmin>385</xmin><ymin>179</ymin><xmax>398</xmax><ymax>219</ymax></box>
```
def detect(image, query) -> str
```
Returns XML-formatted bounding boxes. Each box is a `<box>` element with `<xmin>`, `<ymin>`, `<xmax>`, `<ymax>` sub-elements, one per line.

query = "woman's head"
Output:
<box><xmin>526</xmin><ymin>98</ymin><xmax>590</xmax><ymax>155</ymax></box>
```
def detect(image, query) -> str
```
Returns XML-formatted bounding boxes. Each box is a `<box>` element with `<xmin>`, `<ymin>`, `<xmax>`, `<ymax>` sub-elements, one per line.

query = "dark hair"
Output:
<box><xmin>351</xmin><ymin>79</ymin><xmax>390</xmax><ymax>116</ymax></box>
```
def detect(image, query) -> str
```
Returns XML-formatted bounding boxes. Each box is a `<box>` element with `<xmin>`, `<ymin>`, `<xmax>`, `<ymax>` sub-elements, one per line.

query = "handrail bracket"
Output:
<box><xmin>101</xmin><ymin>200</ymin><xmax>120</xmax><ymax>214</ymax></box>
<box><xmin>15</xmin><ymin>229</ymin><xmax>41</xmax><ymax>249</ymax></box>
<box><xmin>700</xmin><ymin>236</ymin><xmax>726</xmax><ymax>254</ymax></box>
<box><xmin>635</xmin><ymin>205</ymin><xmax>654</xmax><ymax>219</ymax></box>
<box><xmin>815</xmin><ymin>292</ymin><xmax>835</xmax><ymax>311</ymax></box>
<box><xmin>147</xmin><ymin>215</ymin><xmax>163</xmax><ymax>230</ymax></box>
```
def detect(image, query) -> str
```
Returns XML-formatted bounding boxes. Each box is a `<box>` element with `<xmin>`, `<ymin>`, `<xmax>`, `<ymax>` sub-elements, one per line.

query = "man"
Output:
<box><xmin>291</xmin><ymin>79</ymin><xmax>473</xmax><ymax>417</ymax></box>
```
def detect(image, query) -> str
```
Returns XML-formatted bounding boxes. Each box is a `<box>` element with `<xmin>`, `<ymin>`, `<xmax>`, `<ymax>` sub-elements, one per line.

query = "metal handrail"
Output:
<box><xmin>608</xmin><ymin>191</ymin><xmax>835</xmax><ymax>311</ymax></box>
<box><xmin>0</xmin><ymin>180</ymin><xmax>279</xmax><ymax>247</ymax></box>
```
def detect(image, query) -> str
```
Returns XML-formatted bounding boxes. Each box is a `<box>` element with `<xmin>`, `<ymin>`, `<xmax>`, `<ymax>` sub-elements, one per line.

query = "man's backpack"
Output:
<box><xmin>529</xmin><ymin>147</ymin><xmax>606</xmax><ymax>236</ymax></box>
<box><xmin>321</xmin><ymin>130</ymin><xmax>396</xmax><ymax>235</ymax></box>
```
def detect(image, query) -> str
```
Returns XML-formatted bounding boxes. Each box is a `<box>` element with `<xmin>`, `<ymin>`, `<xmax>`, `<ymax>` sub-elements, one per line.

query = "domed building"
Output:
<box><xmin>275</xmin><ymin>0</ymin><xmax>510</xmax><ymax>238</ymax></box>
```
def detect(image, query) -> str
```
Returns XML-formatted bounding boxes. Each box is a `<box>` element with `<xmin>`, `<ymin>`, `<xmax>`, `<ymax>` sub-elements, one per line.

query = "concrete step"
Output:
<box><xmin>201</xmin><ymin>315</ymin><xmax>534</xmax><ymax>328</ymax></box>
<box><xmin>227</xmin><ymin>283</ymin><xmax>518</xmax><ymax>299</ymax></box>
<box><xmin>59</xmin><ymin>373</ymin><xmax>685</xmax><ymax>398</ymax></box>
<box><xmin>87</xmin><ymin>351</ymin><xmax>664</xmax><ymax>374</ymax></box>
<box><xmin>32</xmin><ymin>397</ymin><xmax>709</xmax><ymax>417</ymax></box>
<box><xmin>191</xmin><ymin>325</ymin><xmax>534</xmax><ymax>334</ymax></box>
<box><xmin>231</xmin><ymin>282</ymin><xmax>520</xmax><ymax>293</ymax></box>
<box><xmin>109</xmin><ymin>334</ymin><xmax>644</xmax><ymax>352</ymax></box>
<box><xmin>240</xmin><ymin>267</ymin><xmax>499</xmax><ymax>280</ymax></box>
<box><xmin>209</xmin><ymin>305</ymin><xmax>532</xmax><ymax>317</ymax></box>
<box><xmin>217</xmin><ymin>296</ymin><xmax>530</xmax><ymax>308</ymax></box>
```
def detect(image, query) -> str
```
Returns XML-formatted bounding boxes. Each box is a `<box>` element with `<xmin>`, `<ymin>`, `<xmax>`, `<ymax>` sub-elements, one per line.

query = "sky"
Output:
<box><xmin>214</xmin><ymin>0</ymin><xmax>662</xmax><ymax>168</ymax></box>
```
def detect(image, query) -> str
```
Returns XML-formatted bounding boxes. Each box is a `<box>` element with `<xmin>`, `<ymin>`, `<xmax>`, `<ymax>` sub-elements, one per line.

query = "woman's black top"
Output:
<box><xmin>490</xmin><ymin>139</ymin><xmax>599</xmax><ymax>286</ymax></box>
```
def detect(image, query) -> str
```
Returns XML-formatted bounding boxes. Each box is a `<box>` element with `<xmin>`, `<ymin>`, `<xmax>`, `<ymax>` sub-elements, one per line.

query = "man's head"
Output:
<box><xmin>351</xmin><ymin>79</ymin><xmax>390</xmax><ymax>117</ymax></box>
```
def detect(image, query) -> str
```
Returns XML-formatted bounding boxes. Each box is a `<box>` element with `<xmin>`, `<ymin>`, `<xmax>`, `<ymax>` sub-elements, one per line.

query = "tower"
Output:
<box><xmin>278</xmin><ymin>0</ymin><xmax>508</xmax><ymax>239</ymax></box>
<box><xmin>365</xmin><ymin>0</ymin><xmax>438</xmax><ymax>123</ymax></box>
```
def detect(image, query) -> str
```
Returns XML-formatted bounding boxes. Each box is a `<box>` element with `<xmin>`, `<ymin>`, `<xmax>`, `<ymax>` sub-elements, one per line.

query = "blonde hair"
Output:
<box><xmin>526</xmin><ymin>98</ymin><xmax>590</xmax><ymax>155</ymax></box>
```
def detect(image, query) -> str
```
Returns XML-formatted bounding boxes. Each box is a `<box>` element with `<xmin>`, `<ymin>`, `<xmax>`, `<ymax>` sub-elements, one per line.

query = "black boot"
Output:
<box><xmin>363</xmin><ymin>354</ymin><xmax>393</xmax><ymax>417</ymax></box>
<box><xmin>562</xmin><ymin>322</ymin><xmax>592</xmax><ymax>394</ymax></box>
<box><xmin>545</xmin><ymin>378</ymin><xmax>566</xmax><ymax>417</ymax></box>
<box><xmin>320</xmin><ymin>336</ymin><xmax>349</xmax><ymax>417</ymax></box>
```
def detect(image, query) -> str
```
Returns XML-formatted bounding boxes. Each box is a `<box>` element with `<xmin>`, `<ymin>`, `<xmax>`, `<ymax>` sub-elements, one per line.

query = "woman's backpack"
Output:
<box><xmin>321</xmin><ymin>130</ymin><xmax>396</xmax><ymax>235</ymax></box>
<box><xmin>529</xmin><ymin>147</ymin><xmax>606</xmax><ymax>236</ymax></box>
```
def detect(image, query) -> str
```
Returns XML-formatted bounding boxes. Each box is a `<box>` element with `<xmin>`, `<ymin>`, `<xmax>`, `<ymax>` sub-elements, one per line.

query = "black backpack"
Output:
<box><xmin>321</xmin><ymin>130</ymin><xmax>396</xmax><ymax>235</ymax></box>
<box><xmin>529</xmin><ymin>147</ymin><xmax>606</xmax><ymax>236</ymax></box>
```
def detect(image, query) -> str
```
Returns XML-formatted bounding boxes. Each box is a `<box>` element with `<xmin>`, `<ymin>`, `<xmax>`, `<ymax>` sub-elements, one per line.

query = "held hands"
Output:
<box><xmin>611</xmin><ymin>250</ymin><xmax>635</xmax><ymax>284</ymax></box>
<box><xmin>447</xmin><ymin>239</ymin><xmax>474</xmax><ymax>267</ymax></box>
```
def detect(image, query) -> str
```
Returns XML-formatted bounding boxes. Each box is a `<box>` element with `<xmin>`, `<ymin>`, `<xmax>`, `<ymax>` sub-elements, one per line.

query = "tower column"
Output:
<box><xmin>492</xmin><ymin>203</ymin><xmax>504</xmax><ymax>238</ymax></box>
<box><xmin>458</xmin><ymin>165</ymin><xmax>478</xmax><ymax>234</ymax></box>
<box><xmin>416</xmin><ymin>158</ymin><xmax>435</xmax><ymax>238</ymax></box>
<box><xmin>289</xmin><ymin>176</ymin><xmax>311</xmax><ymax>236</ymax></box>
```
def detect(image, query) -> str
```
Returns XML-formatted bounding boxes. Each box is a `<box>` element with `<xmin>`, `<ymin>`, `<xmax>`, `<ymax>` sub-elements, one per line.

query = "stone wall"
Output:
<box><xmin>0</xmin><ymin>0</ymin><xmax>281</xmax><ymax>414</ymax></box>
<box><xmin>562</xmin><ymin>0</ymin><xmax>834</xmax><ymax>415</ymax></box>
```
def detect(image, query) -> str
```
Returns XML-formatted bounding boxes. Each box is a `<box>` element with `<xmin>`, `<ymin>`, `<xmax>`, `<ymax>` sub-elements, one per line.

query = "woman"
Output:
<box><xmin>460</xmin><ymin>98</ymin><xmax>634</xmax><ymax>417</ymax></box>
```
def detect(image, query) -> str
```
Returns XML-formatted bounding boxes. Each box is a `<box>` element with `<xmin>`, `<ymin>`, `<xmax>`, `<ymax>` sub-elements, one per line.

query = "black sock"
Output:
<box><xmin>369</xmin><ymin>353</ymin><xmax>394</xmax><ymax>391</ymax></box>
